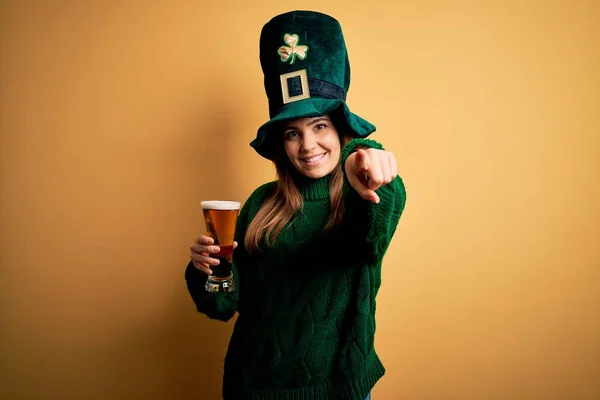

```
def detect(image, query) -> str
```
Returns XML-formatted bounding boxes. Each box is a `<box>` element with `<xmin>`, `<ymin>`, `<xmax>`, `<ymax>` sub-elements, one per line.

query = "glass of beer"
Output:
<box><xmin>201</xmin><ymin>200</ymin><xmax>240</xmax><ymax>293</ymax></box>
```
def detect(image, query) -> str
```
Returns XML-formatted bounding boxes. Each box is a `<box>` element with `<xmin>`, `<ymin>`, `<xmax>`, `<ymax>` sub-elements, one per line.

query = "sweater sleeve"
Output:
<box><xmin>340</xmin><ymin>138</ymin><xmax>407</xmax><ymax>259</ymax></box>
<box><xmin>184</xmin><ymin>199</ymin><xmax>251</xmax><ymax>322</ymax></box>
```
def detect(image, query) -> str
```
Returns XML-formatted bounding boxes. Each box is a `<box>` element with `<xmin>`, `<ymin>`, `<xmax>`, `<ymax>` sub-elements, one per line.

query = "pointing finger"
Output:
<box><xmin>354</xmin><ymin>149</ymin><xmax>369</xmax><ymax>172</ymax></box>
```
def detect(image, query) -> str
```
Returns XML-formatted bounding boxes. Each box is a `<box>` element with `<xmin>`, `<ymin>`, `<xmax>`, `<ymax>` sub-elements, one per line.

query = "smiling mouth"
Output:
<box><xmin>301</xmin><ymin>153</ymin><xmax>326</xmax><ymax>163</ymax></box>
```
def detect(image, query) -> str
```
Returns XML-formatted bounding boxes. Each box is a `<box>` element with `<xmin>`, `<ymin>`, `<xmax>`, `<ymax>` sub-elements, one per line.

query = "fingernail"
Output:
<box><xmin>213</xmin><ymin>246</ymin><xmax>220</xmax><ymax>253</ymax></box>
<box><xmin>212</xmin><ymin>259</ymin><xmax>220</xmax><ymax>265</ymax></box>
<box><xmin>207</xmin><ymin>269</ymin><xmax>213</xmax><ymax>275</ymax></box>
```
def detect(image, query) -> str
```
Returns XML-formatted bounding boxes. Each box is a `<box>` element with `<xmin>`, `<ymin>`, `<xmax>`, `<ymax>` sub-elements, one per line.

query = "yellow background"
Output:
<box><xmin>1</xmin><ymin>0</ymin><xmax>599</xmax><ymax>399</ymax></box>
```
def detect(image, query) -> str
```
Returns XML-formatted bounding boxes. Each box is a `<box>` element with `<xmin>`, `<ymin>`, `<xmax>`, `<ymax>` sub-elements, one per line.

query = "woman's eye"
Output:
<box><xmin>285</xmin><ymin>131</ymin><xmax>299</xmax><ymax>140</ymax></box>
<box><xmin>315</xmin><ymin>123</ymin><xmax>327</xmax><ymax>131</ymax></box>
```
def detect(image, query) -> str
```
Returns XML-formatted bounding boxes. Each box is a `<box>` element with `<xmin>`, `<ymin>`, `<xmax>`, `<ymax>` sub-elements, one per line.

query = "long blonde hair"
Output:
<box><xmin>245</xmin><ymin>133</ymin><xmax>351</xmax><ymax>253</ymax></box>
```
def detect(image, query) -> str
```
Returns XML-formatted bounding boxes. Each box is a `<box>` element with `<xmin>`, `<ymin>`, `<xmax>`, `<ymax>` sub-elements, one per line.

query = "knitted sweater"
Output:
<box><xmin>185</xmin><ymin>139</ymin><xmax>406</xmax><ymax>400</ymax></box>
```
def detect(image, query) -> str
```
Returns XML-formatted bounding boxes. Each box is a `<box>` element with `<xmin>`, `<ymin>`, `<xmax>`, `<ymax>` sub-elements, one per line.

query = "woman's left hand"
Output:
<box><xmin>344</xmin><ymin>148</ymin><xmax>397</xmax><ymax>203</ymax></box>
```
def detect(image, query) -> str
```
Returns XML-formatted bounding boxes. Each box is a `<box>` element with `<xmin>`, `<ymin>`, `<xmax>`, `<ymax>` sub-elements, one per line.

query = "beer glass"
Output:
<box><xmin>201</xmin><ymin>200</ymin><xmax>240</xmax><ymax>293</ymax></box>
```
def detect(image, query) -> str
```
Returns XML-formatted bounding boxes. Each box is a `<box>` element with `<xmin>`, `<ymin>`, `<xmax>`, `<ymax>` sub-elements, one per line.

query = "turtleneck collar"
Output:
<box><xmin>292</xmin><ymin>171</ymin><xmax>332</xmax><ymax>201</ymax></box>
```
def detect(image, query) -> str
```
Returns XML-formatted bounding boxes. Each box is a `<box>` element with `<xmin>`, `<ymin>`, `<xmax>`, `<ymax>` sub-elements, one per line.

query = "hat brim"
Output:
<box><xmin>250</xmin><ymin>98</ymin><xmax>375</xmax><ymax>160</ymax></box>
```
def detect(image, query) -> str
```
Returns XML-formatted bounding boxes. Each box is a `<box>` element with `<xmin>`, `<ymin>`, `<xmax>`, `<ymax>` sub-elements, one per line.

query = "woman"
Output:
<box><xmin>186</xmin><ymin>11</ymin><xmax>406</xmax><ymax>400</ymax></box>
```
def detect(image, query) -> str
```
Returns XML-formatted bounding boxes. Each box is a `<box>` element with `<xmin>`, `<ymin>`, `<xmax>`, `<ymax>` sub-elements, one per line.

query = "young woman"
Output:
<box><xmin>186</xmin><ymin>11</ymin><xmax>406</xmax><ymax>400</ymax></box>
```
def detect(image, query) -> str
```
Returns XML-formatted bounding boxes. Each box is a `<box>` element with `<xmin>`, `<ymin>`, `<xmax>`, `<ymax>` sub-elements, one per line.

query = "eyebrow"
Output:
<box><xmin>284</xmin><ymin>117</ymin><xmax>332</xmax><ymax>131</ymax></box>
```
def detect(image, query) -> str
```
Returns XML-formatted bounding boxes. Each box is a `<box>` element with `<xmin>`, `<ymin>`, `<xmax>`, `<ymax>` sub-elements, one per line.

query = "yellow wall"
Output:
<box><xmin>1</xmin><ymin>1</ymin><xmax>598</xmax><ymax>399</ymax></box>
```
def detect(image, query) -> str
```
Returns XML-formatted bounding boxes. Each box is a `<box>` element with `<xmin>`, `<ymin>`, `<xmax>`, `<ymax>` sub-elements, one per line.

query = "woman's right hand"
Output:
<box><xmin>190</xmin><ymin>235</ymin><xmax>237</xmax><ymax>275</ymax></box>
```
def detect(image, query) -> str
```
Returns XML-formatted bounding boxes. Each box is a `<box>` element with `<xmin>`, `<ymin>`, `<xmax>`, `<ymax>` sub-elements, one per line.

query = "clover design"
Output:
<box><xmin>277</xmin><ymin>33</ymin><xmax>309</xmax><ymax>65</ymax></box>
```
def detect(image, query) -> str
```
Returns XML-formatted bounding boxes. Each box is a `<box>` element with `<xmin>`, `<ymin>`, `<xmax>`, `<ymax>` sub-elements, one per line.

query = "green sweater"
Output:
<box><xmin>185</xmin><ymin>139</ymin><xmax>406</xmax><ymax>400</ymax></box>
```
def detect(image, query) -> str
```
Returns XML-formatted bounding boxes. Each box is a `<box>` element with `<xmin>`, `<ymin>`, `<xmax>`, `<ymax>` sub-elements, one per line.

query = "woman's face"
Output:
<box><xmin>282</xmin><ymin>115</ymin><xmax>341</xmax><ymax>179</ymax></box>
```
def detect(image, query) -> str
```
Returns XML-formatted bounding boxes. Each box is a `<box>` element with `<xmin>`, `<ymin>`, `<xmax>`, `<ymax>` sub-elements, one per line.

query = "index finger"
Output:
<box><xmin>354</xmin><ymin>149</ymin><xmax>370</xmax><ymax>172</ymax></box>
<box><xmin>195</xmin><ymin>236</ymin><xmax>214</xmax><ymax>245</ymax></box>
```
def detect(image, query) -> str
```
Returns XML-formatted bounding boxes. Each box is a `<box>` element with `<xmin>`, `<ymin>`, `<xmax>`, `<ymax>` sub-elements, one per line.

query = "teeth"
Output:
<box><xmin>304</xmin><ymin>154</ymin><xmax>325</xmax><ymax>162</ymax></box>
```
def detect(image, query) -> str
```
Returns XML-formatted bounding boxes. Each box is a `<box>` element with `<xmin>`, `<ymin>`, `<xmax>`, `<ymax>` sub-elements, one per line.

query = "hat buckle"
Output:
<box><xmin>280</xmin><ymin>69</ymin><xmax>310</xmax><ymax>104</ymax></box>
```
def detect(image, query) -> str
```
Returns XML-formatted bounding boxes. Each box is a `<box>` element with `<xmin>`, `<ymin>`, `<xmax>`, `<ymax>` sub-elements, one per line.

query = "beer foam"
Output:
<box><xmin>201</xmin><ymin>200</ymin><xmax>241</xmax><ymax>210</ymax></box>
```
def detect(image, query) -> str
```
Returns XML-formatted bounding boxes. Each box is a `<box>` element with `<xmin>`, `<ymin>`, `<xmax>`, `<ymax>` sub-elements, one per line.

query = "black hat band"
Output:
<box><xmin>269</xmin><ymin>69</ymin><xmax>347</xmax><ymax>117</ymax></box>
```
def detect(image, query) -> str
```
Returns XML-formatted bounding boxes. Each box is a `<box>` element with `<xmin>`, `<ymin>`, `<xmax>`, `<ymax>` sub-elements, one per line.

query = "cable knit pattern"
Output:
<box><xmin>185</xmin><ymin>139</ymin><xmax>406</xmax><ymax>400</ymax></box>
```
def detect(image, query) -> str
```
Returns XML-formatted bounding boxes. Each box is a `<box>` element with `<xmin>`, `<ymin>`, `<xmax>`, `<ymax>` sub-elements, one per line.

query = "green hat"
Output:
<box><xmin>250</xmin><ymin>10</ymin><xmax>376</xmax><ymax>160</ymax></box>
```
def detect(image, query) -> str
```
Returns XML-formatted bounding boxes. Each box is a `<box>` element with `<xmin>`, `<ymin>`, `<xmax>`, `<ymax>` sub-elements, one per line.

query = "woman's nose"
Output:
<box><xmin>300</xmin><ymin>132</ymin><xmax>316</xmax><ymax>151</ymax></box>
